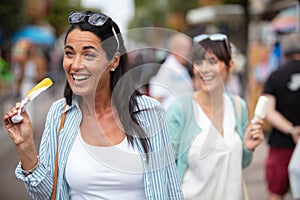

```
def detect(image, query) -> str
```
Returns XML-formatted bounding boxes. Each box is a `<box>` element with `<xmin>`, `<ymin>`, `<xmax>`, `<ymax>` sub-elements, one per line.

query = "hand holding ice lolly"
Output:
<box><xmin>252</xmin><ymin>96</ymin><xmax>269</xmax><ymax>124</ymax></box>
<box><xmin>11</xmin><ymin>78</ymin><xmax>53</xmax><ymax>123</ymax></box>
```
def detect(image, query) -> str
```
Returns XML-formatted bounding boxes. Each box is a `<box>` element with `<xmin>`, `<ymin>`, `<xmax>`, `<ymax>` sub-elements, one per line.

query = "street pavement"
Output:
<box><xmin>244</xmin><ymin>139</ymin><xmax>293</xmax><ymax>200</ymax></box>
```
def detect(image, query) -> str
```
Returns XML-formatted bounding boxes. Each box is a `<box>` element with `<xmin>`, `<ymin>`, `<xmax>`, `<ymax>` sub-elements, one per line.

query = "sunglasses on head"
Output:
<box><xmin>193</xmin><ymin>34</ymin><xmax>231</xmax><ymax>56</ymax></box>
<box><xmin>68</xmin><ymin>11</ymin><xmax>120</xmax><ymax>51</ymax></box>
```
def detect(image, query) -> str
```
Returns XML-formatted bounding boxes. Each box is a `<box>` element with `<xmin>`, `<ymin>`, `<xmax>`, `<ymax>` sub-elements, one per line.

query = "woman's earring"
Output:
<box><xmin>111</xmin><ymin>68</ymin><xmax>115</xmax><ymax>72</ymax></box>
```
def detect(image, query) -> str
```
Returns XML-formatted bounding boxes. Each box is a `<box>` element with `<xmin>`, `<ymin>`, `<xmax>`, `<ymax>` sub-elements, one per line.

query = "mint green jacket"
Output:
<box><xmin>165</xmin><ymin>94</ymin><xmax>253</xmax><ymax>182</ymax></box>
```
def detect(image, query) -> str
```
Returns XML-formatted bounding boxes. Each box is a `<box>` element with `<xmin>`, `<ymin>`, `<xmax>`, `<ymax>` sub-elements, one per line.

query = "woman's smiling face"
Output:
<box><xmin>63</xmin><ymin>28</ymin><xmax>112</xmax><ymax>97</ymax></box>
<box><xmin>193</xmin><ymin>50</ymin><xmax>231</xmax><ymax>93</ymax></box>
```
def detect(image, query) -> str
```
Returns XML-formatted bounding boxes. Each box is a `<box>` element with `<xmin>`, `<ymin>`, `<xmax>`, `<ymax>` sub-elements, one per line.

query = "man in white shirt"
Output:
<box><xmin>149</xmin><ymin>33</ymin><xmax>194</xmax><ymax>109</ymax></box>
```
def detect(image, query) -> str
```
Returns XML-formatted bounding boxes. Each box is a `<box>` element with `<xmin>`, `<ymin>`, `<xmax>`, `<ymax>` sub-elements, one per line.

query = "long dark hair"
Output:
<box><xmin>63</xmin><ymin>10</ymin><xmax>150</xmax><ymax>158</ymax></box>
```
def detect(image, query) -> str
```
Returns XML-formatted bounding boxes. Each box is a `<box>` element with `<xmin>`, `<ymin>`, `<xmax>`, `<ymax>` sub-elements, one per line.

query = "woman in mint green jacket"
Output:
<box><xmin>166</xmin><ymin>34</ymin><xmax>264</xmax><ymax>200</ymax></box>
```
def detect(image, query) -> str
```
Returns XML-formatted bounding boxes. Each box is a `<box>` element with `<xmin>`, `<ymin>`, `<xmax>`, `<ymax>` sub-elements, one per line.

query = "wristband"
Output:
<box><xmin>21</xmin><ymin>156</ymin><xmax>39</xmax><ymax>176</ymax></box>
<box><xmin>288</xmin><ymin>126</ymin><xmax>295</xmax><ymax>136</ymax></box>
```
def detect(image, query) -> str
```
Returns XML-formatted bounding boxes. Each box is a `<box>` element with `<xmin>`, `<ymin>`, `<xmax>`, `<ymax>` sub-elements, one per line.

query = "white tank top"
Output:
<box><xmin>65</xmin><ymin>131</ymin><xmax>146</xmax><ymax>200</ymax></box>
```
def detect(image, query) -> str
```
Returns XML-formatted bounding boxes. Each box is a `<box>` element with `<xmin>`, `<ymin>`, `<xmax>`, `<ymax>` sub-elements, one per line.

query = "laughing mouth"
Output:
<box><xmin>201</xmin><ymin>75</ymin><xmax>214</xmax><ymax>81</ymax></box>
<box><xmin>72</xmin><ymin>74</ymin><xmax>90</xmax><ymax>81</ymax></box>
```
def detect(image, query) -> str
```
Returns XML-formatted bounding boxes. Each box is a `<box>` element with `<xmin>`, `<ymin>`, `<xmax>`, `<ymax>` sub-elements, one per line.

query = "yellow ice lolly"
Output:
<box><xmin>26</xmin><ymin>77</ymin><xmax>53</xmax><ymax>100</ymax></box>
<box><xmin>11</xmin><ymin>78</ymin><xmax>53</xmax><ymax>123</ymax></box>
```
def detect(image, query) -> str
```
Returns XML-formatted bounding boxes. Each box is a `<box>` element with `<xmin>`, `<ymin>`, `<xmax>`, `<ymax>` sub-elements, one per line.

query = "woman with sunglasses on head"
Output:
<box><xmin>3</xmin><ymin>10</ymin><xmax>183</xmax><ymax>200</ymax></box>
<box><xmin>166</xmin><ymin>33</ymin><xmax>264</xmax><ymax>200</ymax></box>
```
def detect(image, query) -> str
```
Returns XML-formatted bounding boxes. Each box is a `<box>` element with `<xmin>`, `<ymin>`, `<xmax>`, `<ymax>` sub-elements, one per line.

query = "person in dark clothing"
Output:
<box><xmin>263</xmin><ymin>32</ymin><xmax>300</xmax><ymax>200</ymax></box>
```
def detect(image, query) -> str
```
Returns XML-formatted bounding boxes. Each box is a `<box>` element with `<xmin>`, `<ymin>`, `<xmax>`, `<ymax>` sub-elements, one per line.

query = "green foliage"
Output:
<box><xmin>129</xmin><ymin>0</ymin><xmax>199</xmax><ymax>29</ymax></box>
<box><xmin>134</xmin><ymin>0</ymin><xmax>150</xmax><ymax>8</ymax></box>
<box><xmin>223</xmin><ymin>0</ymin><xmax>246</xmax><ymax>4</ymax></box>
<box><xmin>0</xmin><ymin>56</ymin><xmax>13</xmax><ymax>82</ymax></box>
<box><xmin>128</xmin><ymin>0</ymin><xmax>168</xmax><ymax>28</ymax></box>
<box><xmin>167</xmin><ymin>0</ymin><xmax>199</xmax><ymax>13</ymax></box>
<box><xmin>45</xmin><ymin>0</ymin><xmax>85</xmax><ymax>36</ymax></box>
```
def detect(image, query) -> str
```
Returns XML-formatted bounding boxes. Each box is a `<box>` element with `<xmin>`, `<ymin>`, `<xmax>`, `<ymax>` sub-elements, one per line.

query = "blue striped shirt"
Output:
<box><xmin>15</xmin><ymin>95</ymin><xmax>183</xmax><ymax>200</ymax></box>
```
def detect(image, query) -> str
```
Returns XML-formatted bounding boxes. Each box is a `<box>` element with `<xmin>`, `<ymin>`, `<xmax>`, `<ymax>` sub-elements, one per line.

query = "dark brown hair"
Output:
<box><xmin>192</xmin><ymin>38</ymin><xmax>232</xmax><ymax>67</ymax></box>
<box><xmin>63</xmin><ymin>10</ymin><xmax>150</xmax><ymax>159</ymax></box>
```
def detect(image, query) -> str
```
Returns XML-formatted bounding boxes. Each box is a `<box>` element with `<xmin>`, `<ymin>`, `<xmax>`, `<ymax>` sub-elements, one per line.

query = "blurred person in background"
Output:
<box><xmin>166</xmin><ymin>33</ymin><xmax>265</xmax><ymax>200</ymax></box>
<box><xmin>225</xmin><ymin>43</ymin><xmax>246</xmax><ymax>97</ymax></box>
<box><xmin>18</xmin><ymin>42</ymin><xmax>48</xmax><ymax>98</ymax></box>
<box><xmin>263</xmin><ymin>32</ymin><xmax>300</xmax><ymax>200</ymax></box>
<box><xmin>10</xmin><ymin>40</ymin><xmax>48</xmax><ymax>132</ymax></box>
<box><xmin>11</xmin><ymin>39</ymin><xmax>31</xmax><ymax>98</ymax></box>
<box><xmin>19</xmin><ymin>42</ymin><xmax>48</xmax><ymax>130</ymax></box>
<box><xmin>149</xmin><ymin>33</ymin><xmax>194</xmax><ymax>110</ymax></box>
<box><xmin>3</xmin><ymin>10</ymin><xmax>183</xmax><ymax>200</ymax></box>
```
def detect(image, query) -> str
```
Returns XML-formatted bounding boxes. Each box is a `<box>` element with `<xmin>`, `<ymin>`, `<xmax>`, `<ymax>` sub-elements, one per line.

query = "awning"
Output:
<box><xmin>269</xmin><ymin>5</ymin><xmax>298</xmax><ymax>32</ymax></box>
<box><xmin>186</xmin><ymin>4</ymin><xmax>244</xmax><ymax>25</ymax></box>
<box><xmin>261</xmin><ymin>0</ymin><xmax>298</xmax><ymax>21</ymax></box>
